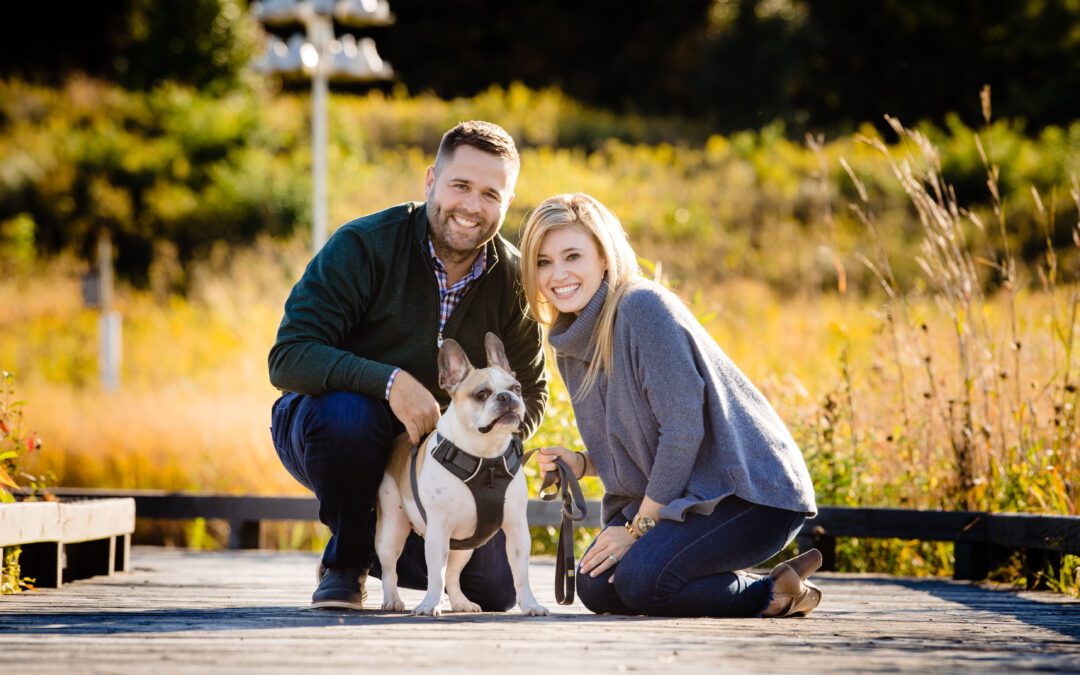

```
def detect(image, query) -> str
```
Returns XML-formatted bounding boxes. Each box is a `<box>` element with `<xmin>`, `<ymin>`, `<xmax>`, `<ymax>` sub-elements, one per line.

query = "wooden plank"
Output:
<box><xmin>1</xmin><ymin>547</ymin><xmax>1078</xmax><ymax>672</ymax></box>
<box><xmin>0</xmin><ymin>501</ymin><xmax>60</xmax><ymax>546</ymax></box>
<box><xmin>58</xmin><ymin>499</ymin><xmax>135</xmax><ymax>543</ymax></box>
<box><xmin>808</xmin><ymin>507</ymin><xmax>1080</xmax><ymax>554</ymax></box>
<box><xmin>985</xmin><ymin>512</ymin><xmax>1080</xmax><ymax>552</ymax></box>
<box><xmin>808</xmin><ymin>507</ymin><xmax>986</xmax><ymax>541</ymax></box>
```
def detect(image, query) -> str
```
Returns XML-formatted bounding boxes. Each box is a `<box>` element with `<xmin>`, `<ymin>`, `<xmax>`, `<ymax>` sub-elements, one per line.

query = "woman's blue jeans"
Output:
<box><xmin>576</xmin><ymin>497</ymin><xmax>806</xmax><ymax>617</ymax></box>
<box><xmin>270</xmin><ymin>390</ymin><xmax>516</xmax><ymax>611</ymax></box>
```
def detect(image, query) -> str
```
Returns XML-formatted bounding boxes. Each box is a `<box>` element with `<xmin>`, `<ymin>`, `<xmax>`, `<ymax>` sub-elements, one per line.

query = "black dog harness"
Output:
<box><xmin>409</xmin><ymin>433</ymin><xmax>524</xmax><ymax>550</ymax></box>
<box><xmin>408</xmin><ymin>434</ymin><xmax>589</xmax><ymax>605</ymax></box>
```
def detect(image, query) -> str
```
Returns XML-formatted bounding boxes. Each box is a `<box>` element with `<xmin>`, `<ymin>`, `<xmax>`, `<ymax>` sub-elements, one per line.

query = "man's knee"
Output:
<box><xmin>470</xmin><ymin>582</ymin><xmax>516</xmax><ymax>612</ymax></box>
<box><xmin>460</xmin><ymin>532</ymin><xmax>516</xmax><ymax>612</ymax></box>
<box><xmin>297</xmin><ymin>391</ymin><xmax>396</xmax><ymax>487</ymax></box>
<box><xmin>302</xmin><ymin>391</ymin><xmax>392</xmax><ymax>446</ymax></box>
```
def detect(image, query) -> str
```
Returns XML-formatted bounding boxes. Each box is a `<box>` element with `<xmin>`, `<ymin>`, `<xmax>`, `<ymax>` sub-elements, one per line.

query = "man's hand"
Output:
<box><xmin>388</xmin><ymin>370</ymin><xmax>441</xmax><ymax>445</ymax></box>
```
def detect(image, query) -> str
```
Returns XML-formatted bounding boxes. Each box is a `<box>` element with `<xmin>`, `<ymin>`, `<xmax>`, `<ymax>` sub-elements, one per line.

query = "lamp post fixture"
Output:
<box><xmin>251</xmin><ymin>0</ymin><xmax>394</xmax><ymax>253</ymax></box>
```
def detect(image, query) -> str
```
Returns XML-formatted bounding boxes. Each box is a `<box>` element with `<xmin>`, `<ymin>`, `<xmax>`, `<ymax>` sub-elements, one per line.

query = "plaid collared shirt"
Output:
<box><xmin>429</xmin><ymin>238</ymin><xmax>487</xmax><ymax>336</ymax></box>
<box><xmin>385</xmin><ymin>240</ymin><xmax>488</xmax><ymax>398</ymax></box>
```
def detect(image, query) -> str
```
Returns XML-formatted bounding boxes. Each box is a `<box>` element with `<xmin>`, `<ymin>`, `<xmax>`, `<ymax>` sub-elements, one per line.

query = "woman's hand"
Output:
<box><xmin>535</xmin><ymin>446</ymin><xmax>587</xmax><ymax>480</ymax></box>
<box><xmin>580</xmin><ymin>523</ymin><xmax>636</xmax><ymax>582</ymax></box>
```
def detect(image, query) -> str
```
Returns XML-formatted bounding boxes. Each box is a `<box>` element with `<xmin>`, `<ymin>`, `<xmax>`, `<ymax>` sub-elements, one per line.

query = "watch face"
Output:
<box><xmin>638</xmin><ymin>515</ymin><xmax>656</xmax><ymax>532</ymax></box>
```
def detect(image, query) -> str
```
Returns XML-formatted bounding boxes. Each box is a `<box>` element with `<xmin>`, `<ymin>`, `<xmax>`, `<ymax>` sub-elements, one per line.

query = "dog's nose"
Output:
<box><xmin>495</xmin><ymin>391</ymin><xmax>514</xmax><ymax>405</ymax></box>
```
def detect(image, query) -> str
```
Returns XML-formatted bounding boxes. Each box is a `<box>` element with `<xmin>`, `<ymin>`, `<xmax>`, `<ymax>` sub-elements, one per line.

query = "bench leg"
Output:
<box><xmin>797</xmin><ymin>529</ymin><xmax>836</xmax><ymax>572</ymax></box>
<box><xmin>229</xmin><ymin>520</ymin><xmax>262</xmax><ymax>549</ymax></box>
<box><xmin>115</xmin><ymin>533</ymin><xmax>131</xmax><ymax>572</ymax></box>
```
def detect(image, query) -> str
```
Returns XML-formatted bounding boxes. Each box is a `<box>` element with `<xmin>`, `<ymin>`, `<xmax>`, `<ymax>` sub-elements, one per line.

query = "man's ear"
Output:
<box><xmin>484</xmin><ymin>332</ymin><xmax>514</xmax><ymax>376</ymax></box>
<box><xmin>424</xmin><ymin>165</ymin><xmax>436</xmax><ymax>199</ymax></box>
<box><xmin>438</xmin><ymin>339</ymin><xmax>473</xmax><ymax>393</ymax></box>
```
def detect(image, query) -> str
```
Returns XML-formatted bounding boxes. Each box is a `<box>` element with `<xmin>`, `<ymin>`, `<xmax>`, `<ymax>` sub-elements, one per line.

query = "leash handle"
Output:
<box><xmin>540</xmin><ymin>458</ymin><xmax>588</xmax><ymax>522</ymax></box>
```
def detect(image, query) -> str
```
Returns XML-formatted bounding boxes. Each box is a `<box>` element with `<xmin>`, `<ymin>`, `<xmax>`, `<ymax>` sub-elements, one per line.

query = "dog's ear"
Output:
<box><xmin>438</xmin><ymin>339</ymin><xmax>473</xmax><ymax>393</ymax></box>
<box><xmin>484</xmin><ymin>332</ymin><xmax>515</xmax><ymax>376</ymax></box>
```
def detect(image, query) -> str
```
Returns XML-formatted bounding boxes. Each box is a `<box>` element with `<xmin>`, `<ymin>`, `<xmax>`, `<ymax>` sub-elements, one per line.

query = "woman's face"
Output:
<box><xmin>535</xmin><ymin>226</ymin><xmax>606</xmax><ymax>315</ymax></box>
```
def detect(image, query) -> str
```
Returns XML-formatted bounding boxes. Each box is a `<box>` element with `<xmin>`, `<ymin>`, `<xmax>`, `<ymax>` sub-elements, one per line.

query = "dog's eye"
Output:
<box><xmin>511</xmin><ymin>384</ymin><xmax>521</xmax><ymax>395</ymax></box>
<box><xmin>473</xmin><ymin>389</ymin><xmax>490</xmax><ymax>402</ymax></box>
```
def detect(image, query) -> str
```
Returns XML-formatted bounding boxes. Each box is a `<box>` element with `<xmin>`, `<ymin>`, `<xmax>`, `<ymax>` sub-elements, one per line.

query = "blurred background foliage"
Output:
<box><xmin>1</xmin><ymin>77</ymin><xmax>1078</xmax><ymax>291</ymax></box>
<box><xmin>2</xmin><ymin>0</ymin><xmax>1078</xmax><ymax>133</ymax></box>
<box><xmin>2</xmin><ymin>0</ymin><xmax>1079</xmax><ymax>285</ymax></box>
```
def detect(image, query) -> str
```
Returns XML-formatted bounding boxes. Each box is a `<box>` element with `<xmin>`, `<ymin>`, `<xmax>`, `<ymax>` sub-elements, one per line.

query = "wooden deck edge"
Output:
<box><xmin>0</xmin><ymin>498</ymin><xmax>135</xmax><ymax>546</ymax></box>
<box><xmin>1</xmin><ymin>498</ymin><xmax>136</xmax><ymax>590</ymax></box>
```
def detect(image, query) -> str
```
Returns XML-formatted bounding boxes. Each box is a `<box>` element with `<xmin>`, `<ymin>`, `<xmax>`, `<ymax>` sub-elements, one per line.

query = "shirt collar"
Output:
<box><xmin>427</xmin><ymin>237</ymin><xmax>487</xmax><ymax>286</ymax></box>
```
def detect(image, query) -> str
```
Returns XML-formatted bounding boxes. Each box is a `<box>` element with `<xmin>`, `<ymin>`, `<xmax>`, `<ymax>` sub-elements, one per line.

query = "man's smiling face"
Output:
<box><xmin>425</xmin><ymin>145</ymin><xmax>516</xmax><ymax>264</ymax></box>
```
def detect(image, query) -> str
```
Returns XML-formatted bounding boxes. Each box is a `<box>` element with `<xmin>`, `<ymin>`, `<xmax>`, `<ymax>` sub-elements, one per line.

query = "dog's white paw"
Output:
<box><xmin>381</xmin><ymin>596</ymin><xmax>405</xmax><ymax>612</ymax></box>
<box><xmin>412</xmin><ymin>601</ymin><xmax>442</xmax><ymax>617</ymax></box>
<box><xmin>520</xmin><ymin>603</ymin><xmax>550</xmax><ymax>617</ymax></box>
<box><xmin>450</xmin><ymin>598</ymin><xmax>482</xmax><ymax>613</ymax></box>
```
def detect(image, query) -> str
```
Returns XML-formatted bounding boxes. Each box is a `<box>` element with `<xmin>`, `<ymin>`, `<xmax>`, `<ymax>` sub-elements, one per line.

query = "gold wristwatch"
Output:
<box><xmin>626</xmin><ymin>514</ymin><xmax>656</xmax><ymax>539</ymax></box>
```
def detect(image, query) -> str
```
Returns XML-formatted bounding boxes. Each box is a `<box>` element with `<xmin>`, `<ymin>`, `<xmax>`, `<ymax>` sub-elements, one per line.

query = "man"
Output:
<box><xmin>268</xmin><ymin>121</ymin><xmax>547</xmax><ymax>610</ymax></box>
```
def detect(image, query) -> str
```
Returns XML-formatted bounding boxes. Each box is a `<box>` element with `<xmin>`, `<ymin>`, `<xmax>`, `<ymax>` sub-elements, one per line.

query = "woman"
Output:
<box><xmin>521</xmin><ymin>193</ymin><xmax>822</xmax><ymax>618</ymax></box>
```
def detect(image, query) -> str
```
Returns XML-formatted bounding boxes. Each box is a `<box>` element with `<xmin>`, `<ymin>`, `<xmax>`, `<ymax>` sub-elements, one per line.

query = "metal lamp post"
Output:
<box><xmin>251</xmin><ymin>0</ymin><xmax>394</xmax><ymax>253</ymax></box>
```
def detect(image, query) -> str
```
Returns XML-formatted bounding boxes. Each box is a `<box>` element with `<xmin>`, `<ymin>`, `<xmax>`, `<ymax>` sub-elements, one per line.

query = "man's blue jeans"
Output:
<box><xmin>270</xmin><ymin>390</ymin><xmax>516</xmax><ymax>611</ymax></box>
<box><xmin>576</xmin><ymin>496</ymin><xmax>807</xmax><ymax>617</ymax></box>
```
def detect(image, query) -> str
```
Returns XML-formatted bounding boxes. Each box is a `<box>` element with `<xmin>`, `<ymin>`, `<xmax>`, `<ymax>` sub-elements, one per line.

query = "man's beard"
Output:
<box><xmin>427</xmin><ymin>199</ymin><xmax>496</xmax><ymax>264</ymax></box>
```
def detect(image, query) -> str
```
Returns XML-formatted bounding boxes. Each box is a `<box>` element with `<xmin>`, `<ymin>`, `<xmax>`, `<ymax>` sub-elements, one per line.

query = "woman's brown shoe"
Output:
<box><xmin>775</xmin><ymin>548</ymin><xmax>823</xmax><ymax>581</ymax></box>
<box><xmin>761</xmin><ymin>549</ymin><xmax>824</xmax><ymax>618</ymax></box>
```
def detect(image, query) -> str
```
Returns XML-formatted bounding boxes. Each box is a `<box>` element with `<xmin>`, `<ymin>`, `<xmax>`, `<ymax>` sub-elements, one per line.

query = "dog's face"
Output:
<box><xmin>438</xmin><ymin>333</ymin><xmax>524</xmax><ymax>436</ymax></box>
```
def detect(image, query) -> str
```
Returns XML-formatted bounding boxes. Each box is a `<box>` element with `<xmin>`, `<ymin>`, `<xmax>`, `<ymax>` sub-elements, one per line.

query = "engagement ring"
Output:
<box><xmin>607</xmin><ymin>555</ymin><xmax>618</xmax><ymax>565</ymax></box>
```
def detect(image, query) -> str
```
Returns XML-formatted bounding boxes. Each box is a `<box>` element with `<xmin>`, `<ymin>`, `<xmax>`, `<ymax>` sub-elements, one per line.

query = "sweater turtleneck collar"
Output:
<box><xmin>548</xmin><ymin>278</ymin><xmax>609</xmax><ymax>362</ymax></box>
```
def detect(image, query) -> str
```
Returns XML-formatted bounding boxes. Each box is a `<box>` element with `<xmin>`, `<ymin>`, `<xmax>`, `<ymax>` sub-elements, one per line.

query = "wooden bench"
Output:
<box><xmin>0</xmin><ymin>498</ymin><xmax>135</xmax><ymax>588</ymax></box>
<box><xmin>17</xmin><ymin>489</ymin><xmax>1080</xmax><ymax>586</ymax></box>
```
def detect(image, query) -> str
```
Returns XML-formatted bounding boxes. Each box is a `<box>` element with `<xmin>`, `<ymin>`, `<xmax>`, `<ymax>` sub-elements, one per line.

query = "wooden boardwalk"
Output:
<box><xmin>2</xmin><ymin>547</ymin><xmax>1079</xmax><ymax>673</ymax></box>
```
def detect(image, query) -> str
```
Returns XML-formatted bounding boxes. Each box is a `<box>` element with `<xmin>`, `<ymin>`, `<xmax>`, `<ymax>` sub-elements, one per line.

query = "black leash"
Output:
<box><xmin>529</xmin><ymin>452</ymin><xmax>588</xmax><ymax>605</ymax></box>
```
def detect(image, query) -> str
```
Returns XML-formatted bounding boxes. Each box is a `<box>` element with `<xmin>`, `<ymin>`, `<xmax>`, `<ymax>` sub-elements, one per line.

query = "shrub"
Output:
<box><xmin>0</xmin><ymin>370</ymin><xmax>51</xmax><ymax>595</ymax></box>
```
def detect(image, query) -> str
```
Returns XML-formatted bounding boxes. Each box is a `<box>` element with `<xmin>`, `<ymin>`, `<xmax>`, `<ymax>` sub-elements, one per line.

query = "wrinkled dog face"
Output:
<box><xmin>439</xmin><ymin>333</ymin><xmax>524</xmax><ymax>434</ymax></box>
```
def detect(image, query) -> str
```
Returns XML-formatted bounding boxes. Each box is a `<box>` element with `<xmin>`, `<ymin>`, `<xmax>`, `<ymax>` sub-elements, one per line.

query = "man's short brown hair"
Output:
<box><xmin>433</xmin><ymin>120</ymin><xmax>520</xmax><ymax>175</ymax></box>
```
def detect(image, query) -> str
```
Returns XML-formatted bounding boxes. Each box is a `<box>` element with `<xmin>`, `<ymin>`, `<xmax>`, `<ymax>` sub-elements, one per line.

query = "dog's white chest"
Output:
<box><xmin>410</xmin><ymin>458</ymin><xmax>482</xmax><ymax>540</ymax></box>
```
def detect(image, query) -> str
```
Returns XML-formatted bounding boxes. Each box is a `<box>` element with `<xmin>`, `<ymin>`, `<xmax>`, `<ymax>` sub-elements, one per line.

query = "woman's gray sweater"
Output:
<box><xmin>548</xmin><ymin>280</ymin><xmax>817</xmax><ymax>525</ymax></box>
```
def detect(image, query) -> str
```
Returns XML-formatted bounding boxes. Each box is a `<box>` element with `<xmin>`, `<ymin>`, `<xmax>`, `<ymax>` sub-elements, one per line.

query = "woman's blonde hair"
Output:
<box><xmin>520</xmin><ymin>193</ymin><xmax>641</xmax><ymax>397</ymax></box>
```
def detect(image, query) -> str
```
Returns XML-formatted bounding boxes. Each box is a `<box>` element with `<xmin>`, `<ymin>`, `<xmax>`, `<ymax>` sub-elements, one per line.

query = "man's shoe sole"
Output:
<box><xmin>310</xmin><ymin>598</ymin><xmax>366</xmax><ymax>610</ymax></box>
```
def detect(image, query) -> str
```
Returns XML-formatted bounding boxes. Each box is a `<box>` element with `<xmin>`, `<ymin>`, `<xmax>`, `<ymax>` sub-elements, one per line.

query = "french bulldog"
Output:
<box><xmin>375</xmin><ymin>332</ymin><xmax>549</xmax><ymax>616</ymax></box>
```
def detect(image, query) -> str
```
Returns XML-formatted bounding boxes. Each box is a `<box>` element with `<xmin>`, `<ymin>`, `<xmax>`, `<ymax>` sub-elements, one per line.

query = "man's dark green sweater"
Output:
<box><xmin>268</xmin><ymin>202</ymin><xmax>548</xmax><ymax>438</ymax></box>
